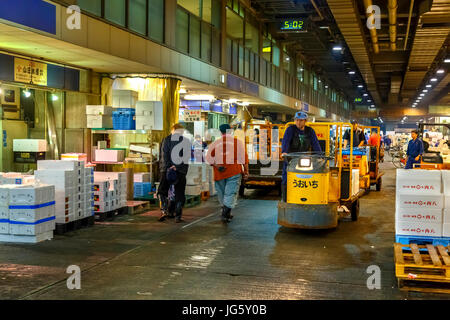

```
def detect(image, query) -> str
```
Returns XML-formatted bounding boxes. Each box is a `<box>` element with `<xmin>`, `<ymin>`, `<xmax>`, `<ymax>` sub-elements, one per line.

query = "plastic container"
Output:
<box><xmin>113</xmin><ymin>108</ymin><xmax>136</xmax><ymax>130</ymax></box>
<box><xmin>133</xmin><ymin>182</ymin><xmax>152</xmax><ymax>198</ymax></box>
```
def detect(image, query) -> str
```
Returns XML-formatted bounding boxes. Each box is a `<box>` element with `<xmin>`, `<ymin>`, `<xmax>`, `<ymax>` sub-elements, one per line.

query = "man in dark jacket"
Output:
<box><xmin>280</xmin><ymin>111</ymin><xmax>322</xmax><ymax>202</ymax></box>
<box><xmin>158</xmin><ymin>123</ymin><xmax>191</xmax><ymax>223</ymax></box>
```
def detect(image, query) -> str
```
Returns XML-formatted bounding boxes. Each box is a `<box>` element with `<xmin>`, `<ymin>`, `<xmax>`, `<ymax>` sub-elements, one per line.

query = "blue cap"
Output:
<box><xmin>294</xmin><ymin>111</ymin><xmax>308</xmax><ymax>120</ymax></box>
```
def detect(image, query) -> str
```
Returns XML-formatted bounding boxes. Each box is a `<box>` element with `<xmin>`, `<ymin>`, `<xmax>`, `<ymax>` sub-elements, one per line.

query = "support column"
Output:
<box><xmin>220</xmin><ymin>0</ymin><xmax>227</xmax><ymax>68</ymax></box>
<box><xmin>165</xmin><ymin>0</ymin><xmax>177</xmax><ymax>48</ymax></box>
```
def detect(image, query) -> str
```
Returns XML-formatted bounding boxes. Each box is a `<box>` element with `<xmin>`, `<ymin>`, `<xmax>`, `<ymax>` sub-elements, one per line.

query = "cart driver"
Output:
<box><xmin>343</xmin><ymin>120</ymin><xmax>366</xmax><ymax>148</ymax></box>
<box><xmin>280</xmin><ymin>111</ymin><xmax>322</xmax><ymax>202</ymax></box>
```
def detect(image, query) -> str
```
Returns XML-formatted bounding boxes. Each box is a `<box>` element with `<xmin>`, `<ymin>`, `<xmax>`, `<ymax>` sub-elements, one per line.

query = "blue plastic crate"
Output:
<box><xmin>395</xmin><ymin>234</ymin><xmax>450</xmax><ymax>247</ymax></box>
<box><xmin>134</xmin><ymin>182</ymin><xmax>152</xmax><ymax>198</ymax></box>
<box><xmin>341</xmin><ymin>148</ymin><xmax>367</xmax><ymax>156</ymax></box>
<box><xmin>113</xmin><ymin>108</ymin><xmax>136</xmax><ymax>130</ymax></box>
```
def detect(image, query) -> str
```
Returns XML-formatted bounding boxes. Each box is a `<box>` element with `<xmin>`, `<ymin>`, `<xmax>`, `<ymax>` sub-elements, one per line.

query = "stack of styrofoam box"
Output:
<box><xmin>112</xmin><ymin>90</ymin><xmax>138</xmax><ymax>108</ymax></box>
<box><xmin>86</xmin><ymin>105</ymin><xmax>113</xmax><ymax>129</ymax></box>
<box><xmin>134</xmin><ymin>172</ymin><xmax>150</xmax><ymax>183</ymax></box>
<box><xmin>93</xmin><ymin>172</ymin><xmax>127</xmax><ymax>212</ymax></box>
<box><xmin>185</xmin><ymin>163</ymin><xmax>203</xmax><ymax>196</ymax></box>
<box><xmin>61</xmin><ymin>153</ymin><xmax>88</xmax><ymax>163</ymax></box>
<box><xmin>83</xmin><ymin>166</ymin><xmax>94</xmax><ymax>218</ymax></box>
<box><xmin>135</xmin><ymin>101</ymin><xmax>163</xmax><ymax>130</ymax></box>
<box><xmin>443</xmin><ymin>171</ymin><xmax>450</xmax><ymax>237</ymax></box>
<box><xmin>0</xmin><ymin>173</ymin><xmax>35</xmax><ymax>185</ymax></box>
<box><xmin>207</xmin><ymin>165</ymin><xmax>216</xmax><ymax>196</ymax></box>
<box><xmin>0</xmin><ymin>184</ymin><xmax>56</xmax><ymax>243</ymax></box>
<box><xmin>13</xmin><ymin>139</ymin><xmax>47</xmax><ymax>152</ymax></box>
<box><xmin>396</xmin><ymin>169</ymin><xmax>444</xmax><ymax>238</ymax></box>
<box><xmin>36</xmin><ymin>160</ymin><xmax>93</xmax><ymax>223</ymax></box>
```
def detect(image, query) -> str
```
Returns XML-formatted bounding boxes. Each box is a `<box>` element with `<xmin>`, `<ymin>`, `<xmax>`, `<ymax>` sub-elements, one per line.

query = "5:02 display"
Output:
<box><xmin>280</xmin><ymin>19</ymin><xmax>305</xmax><ymax>30</ymax></box>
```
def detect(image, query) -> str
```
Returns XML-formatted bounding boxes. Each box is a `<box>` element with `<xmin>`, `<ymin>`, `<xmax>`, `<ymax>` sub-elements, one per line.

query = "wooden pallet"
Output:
<box><xmin>55</xmin><ymin>216</ymin><xmax>95</xmax><ymax>235</ymax></box>
<box><xmin>127</xmin><ymin>201</ymin><xmax>151</xmax><ymax>215</ymax></box>
<box><xmin>185</xmin><ymin>195</ymin><xmax>201</xmax><ymax>208</ymax></box>
<box><xmin>94</xmin><ymin>206</ymin><xmax>128</xmax><ymax>221</ymax></box>
<box><xmin>201</xmin><ymin>191</ymin><xmax>210</xmax><ymax>201</ymax></box>
<box><xmin>394</xmin><ymin>243</ymin><xmax>450</xmax><ymax>294</ymax></box>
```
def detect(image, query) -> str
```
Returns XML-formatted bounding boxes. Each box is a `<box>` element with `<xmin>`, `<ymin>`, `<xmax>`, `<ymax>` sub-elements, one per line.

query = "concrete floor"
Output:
<box><xmin>0</xmin><ymin>160</ymin><xmax>448</xmax><ymax>300</ymax></box>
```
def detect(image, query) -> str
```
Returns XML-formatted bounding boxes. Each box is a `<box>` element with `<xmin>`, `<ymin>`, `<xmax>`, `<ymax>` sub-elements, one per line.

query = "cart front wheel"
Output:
<box><xmin>351</xmin><ymin>200</ymin><xmax>360</xmax><ymax>221</ymax></box>
<box><xmin>376</xmin><ymin>177</ymin><xmax>382</xmax><ymax>191</ymax></box>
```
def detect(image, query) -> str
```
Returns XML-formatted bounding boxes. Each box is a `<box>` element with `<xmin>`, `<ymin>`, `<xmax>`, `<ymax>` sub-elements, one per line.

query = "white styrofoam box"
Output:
<box><xmin>38</xmin><ymin>160</ymin><xmax>83</xmax><ymax>172</ymax></box>
<box><xmin>94</xmin><ymin>201</ymin><xmax>110</xmax><ymax>213</ymax></box>
<box><xmin>396</xmin><ymin>194</ymin><xmax>444</xmax><ymax>210</ymax></box>
<box><xmin>0</xmin><ymin>185</ymin><xmax>22</xmax><ymax>205</ymax></box>
<box><xmin>56</xmin><ymin>214</ymin><xmax>74</xmax><ymax>224</ymax></box>
<box><xmin>134</xmin><ymin>173</ymin><xmax>151</xmax><ymax>183</ymax></box>
<box><xmin>87</xmin><ymin>115</ymin><xmax>113</xmax><ymax>129</ymax></box>
<box><xmin>94</xmin><ymin>191</ymin><xmax>109</xmax><ymax>202</ymax></box>
<box><xmin>35</xmin><ymin>170</ymin><xmax>76</xmax><ymax>188</ymax></box>
<box><xmin>443</xmin><ymin>223</ymin><xmax>450</xmax><ymax>237</ymax></box>
<box><xmin>10</xmin><ymin>203</ymin><xmax>55</xmax><ymax>223</ymax></box>
<box><xmin>112</xmin><ymin>90</ymin><xmax>138</xmax><ymax>108</ymax></box>
<box><xmin>186</xmin><ymin>166</ymin><xmax>202</xmax><ymax>185</ymax></box>
<box><xmin>109</xmin><ymin>190</ymin><xmax>116</xmax><ymax>200</ymax></box>
<box><xmin>9</xmin><ymin>184</ymin><xmax>55</xmax><ymax>206</ymax></box>
<box><xmin>0</xmin><ymin>231</ymin><xmax>53</xmax><ymax>243</ymax></box>
<box><xmin>396</xmin><ymin>169</ymin><xmax>442</xmax><ymax>195</ymax></box>
<box><xmin>395</xmin><ymin>207</ymin><xmax>443</xmax><ymax>224</ymax></box>
<box><xmin>352</xmin><ymin>169</ymin><xmax>359</xmax><ymax>196</ymax></box>
<box><xmin>13</xmin><ymin>139</ymin><xmax>47</xmax><ymax>152</ymax></box>
<box><xmin>135</xmin><ymin>101</ymin><xmax>160</xmax><ymax>116</ymax></box>
<box><xmin>0</xmin><ymin>173</ymin><xmax>35</xmax><ymax>185</ymax></box>
<box><xmin>94</xmin><ymin>171</ymin><xmax>126</xmax><ymax>183</ymax></box>
<box><xmin>186</xmin><ymin>185</ymin><xmax>201</xmax><ymax>196</ymax></box>
<box><xmin>61</xmin><ymin>153</ymin><xmax>88</xmax><ymax>162</ymax></box>
<box><xmin>395</xmin><ymin>220</ymin><xmax>442</xmax><ymax>237</ymax></box>
<box><xmin>0</xmin><ymin>207</ymin><xmax>9</xmax><ymax>220</ymax></box>
<box><xmin>443</xmin><ymin>170</ymin><xmax>450</xmax><ymax>196</ymax></box>
<box><xmin>93</xmin><ymin>180</ymin><xmax>110</xmax><ymax>192</ymax></box>
<box><xmin>0</xmin><ymin>221</ymin><xmax>8</xmax><ymax>234</ymax></box>
<box><xmin>9</xmin><ymin>218</ymin><xmax>55</xmax><ymax>236</ymax></box>
<box><xmin>201</xmin><ymin>182</ymin><xmax>209</xmax><ymax>192</ymax></box>
<box><xmin>86</xmin><ymin>105</ymin><xmax>113</xmax><ymax>115</ymax></box>
<box><xmin>136</xmin><ymin>116</ymin><xmax>152</xmax><ymax>131</ymax></box>
<box><xmin>130</xmin><ymin>144</ymin><xmax>151</xmax><ymax>154</ymax></box>
<box><xmin>95</xmin><ymin>149</ymin><xmax>124</xmax><ymax>163</ymax></box>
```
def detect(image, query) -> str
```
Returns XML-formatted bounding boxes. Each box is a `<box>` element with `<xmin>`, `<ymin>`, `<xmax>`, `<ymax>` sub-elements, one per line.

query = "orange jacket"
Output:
<box><xmin>206</xmin><ymin>134</ymin><xmax>249</xmax><ymax>181</ymax></box>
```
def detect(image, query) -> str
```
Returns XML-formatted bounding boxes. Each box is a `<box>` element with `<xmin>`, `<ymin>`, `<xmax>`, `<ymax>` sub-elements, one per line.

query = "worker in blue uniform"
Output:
<box><xmin>280</xmin><ymin>111</ymin><xmax>322</xmax><ymax>202</ymax></box>
<box><xmin>405</xmin><ymin>129</ymin><xmax>424</xmax><ymax>169</ymax></box>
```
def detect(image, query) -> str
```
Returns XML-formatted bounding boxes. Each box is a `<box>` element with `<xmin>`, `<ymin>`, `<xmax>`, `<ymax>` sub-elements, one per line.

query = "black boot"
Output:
<box><xmin>226</xmin><ymin>207</ymin><xmax>233</xmax><ymax>222</ymax></box>
<box><xmin>221</xmin><ymin>206</ymin><xmax>232</xmax><ymax>223</ymax></box>
<box><xmin>167</xmin><ymin>200</ymin><xmax>176</xmax><ymax>218</ymax></box>
<box><xmin>158</xmin><ymin>195</ymin><xmax>169</xmax><ymax>222</ymax></box>
<box><xmin>281</xmin><ymin>184</ymin><xmax>287</xmax><ymax>202</ymax></box>
<box><xmin>175</xmin><ymin>202</ymin><xmax>184</xmax><ymax>223</ymax></box>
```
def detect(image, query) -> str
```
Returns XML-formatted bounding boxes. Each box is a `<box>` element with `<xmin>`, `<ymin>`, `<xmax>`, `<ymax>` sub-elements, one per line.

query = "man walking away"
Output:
<box><xmin>405</xmin><ymin>129</ymin><xmax>424</xmax><ymax>169</ymax></box>
<box><xmin>206</xmin><ymin>124</ymin><xmax>249</xmax><ymax>223</ymax></box>
<box><xmin>158</xmin><ymin>123</ymin><xmax>192</xmax><ymax>223</ymax></box>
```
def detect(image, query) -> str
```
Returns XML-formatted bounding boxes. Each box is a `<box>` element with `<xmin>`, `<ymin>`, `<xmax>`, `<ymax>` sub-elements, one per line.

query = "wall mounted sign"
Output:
<box><xmin>184</xmin><ymin>110</ymin><xmax>202</xmax><ymax>122</ymax></box>
<box><xmin>14</xmin><ymin>57</ymin><xmax>47</xmax><ymax>86</ymax></box>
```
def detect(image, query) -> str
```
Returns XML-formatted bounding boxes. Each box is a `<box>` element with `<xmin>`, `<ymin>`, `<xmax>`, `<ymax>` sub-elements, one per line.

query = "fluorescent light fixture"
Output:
<box><xmin>367</xmin><ymin>100</ymin><xmax>372</xmax><ymax>102</ymax></box>
<box><xmin>320</xmin><ymin>26</ymin><xmax>329</xmax><ymax>29</ymax></box>
<box><xmin>51</xmin><ymin>94</ymin><xmax>58</xmax><ymax>101</ymax></box>
<box><xmin>422</xmin><ymin>90</ymin><xmax>428</xmax><ymax>93</ymax></box>
<box><xmin>363</xmin><ymin>93</ymin><xmax>368</xmax><ymax>96</ymax></box>
<box><xmin>436</xmin><ymin>69</ymin><xmax>444</xmax><ymax>74</ymax></box>
<box><xmin>332</xmin><ymin>46</ymin><xmax>342</xmax><ymax>51</ymax></box>
<box><xmin>325</xmin><ymin>85</ymin><xmax>328</xmax><ymax>89</ymax></box>
<box><xmin>420</xmin><ymin>93</ymin><xmax>425</xmax><ymax>96</ymax></box>
<box><xmin>430</xmin><ymin>78</ymin><xmax>438</xmax><ymax>82</ymax></box>
<box><xmin>444</xmin><ymin>58</ymin><xmax>450</xmax><ymax>63</ymax></box>
<box><xmin>0</xmin><ymin>88</ymin><xmax>2</xmax><ymax>95</ymax></box>
<box><xmin>179</xmin><ymin>88</ymin><xmax>187</xmax><ymax>94</ymax></box>
<box><xmin>318</xmin><ymin>80</ymin><xmax>321</xmax><ymax>83</ymax></box>
<box><xmin>285</xmin><ymin>57</ymin><xmax>290</xmax><ymax>61</ymax></box>
<box><xmin>358</xmin><ymin>85</ymin><xmax>363</xmax><ymax>88</ymax></box>
<box><xmin>240</xmin><ymin>102</ymin><xmax>250</xmax><ymax>106</ymax></box>
<box><xmin>228</xmin><ymin>99</ymin><xmax>238</xmax><ymax>103</ymax></box>
<box><xmin>348</xmin><ymin>71</ymin><xmax>355</xmax><ymax>75</ymax></box>
<box><xmin>183</xmin><ymin>94</ymin><xmax>215</xmax><ymax>101</ymax></box>
<box><xmin>412</xmin><ymin>105</ymin><xmax>416</xmax><ymax>108</ymax></box>
<box><xmin>370</xmin><ymin>104</ymin><xmax>375</xmax><ymax>108</ymax></box>
<box><xmin>220</xmin><ymin>74</ymin><xmax>225</xmax><ymax>83</ymax></box>
<box><xmin>418</xmin><ymin>97</ymin><xmax>423</xmax><ymax>100</ymax></box>
<box><xmin>426</xmin><ymin>84</ymin><xmax>432</xmax><ymax>88</ymax></box>
<box><xmin>23</xmin><ymin>90</ymin><xmax>31</xmax><ymax>98</ymax></box>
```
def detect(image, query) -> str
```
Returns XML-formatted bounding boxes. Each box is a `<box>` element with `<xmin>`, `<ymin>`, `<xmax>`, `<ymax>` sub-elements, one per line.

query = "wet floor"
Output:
<box><xmin>0</xmin><ymin>160</ymin><xmax>447</xmax><ymax>300</ymax></box>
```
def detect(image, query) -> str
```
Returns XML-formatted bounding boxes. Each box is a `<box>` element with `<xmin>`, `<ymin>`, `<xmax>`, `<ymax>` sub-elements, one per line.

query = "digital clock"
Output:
<box><xmin>280</xmin><ymin>19</ymin><xmax>305</xmax><ymax>31</ymax></box>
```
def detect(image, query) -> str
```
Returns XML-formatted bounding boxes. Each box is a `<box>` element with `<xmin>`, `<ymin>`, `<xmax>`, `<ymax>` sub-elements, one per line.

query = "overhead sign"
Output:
<box><xmin>302</xmin><ymin>102</ymin><xmax>309</xmax><ymax>112</ymax></box>
<box><xmin>0</xmin><ymin>0</ymin><xmax>56</xmax><ymax>35</ymax></box>
<box><xmin>280</xmin><ymin>19</ymin><xmax>305</xmax><ymax>31</ymax></box>
<box><xmin>184</xmin><ymin>110</ymin><xmax>202</xmax><ymax>122</ymax></box>
<box><xmin>14</xmin><ymin>57</ymin><xmax>47</xmax><ymax>86</ymax></box>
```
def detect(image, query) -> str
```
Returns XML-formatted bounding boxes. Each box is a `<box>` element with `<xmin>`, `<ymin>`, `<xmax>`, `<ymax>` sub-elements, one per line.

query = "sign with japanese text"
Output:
<box><xmin>184</xmin><ymin>110</ymin><xmax>202</xmax><ymax>122</ymax></box>
<box><xmin>14</xmin><ymin>57</ymin><xmax>47</xmax><ymax>86</ymax></box>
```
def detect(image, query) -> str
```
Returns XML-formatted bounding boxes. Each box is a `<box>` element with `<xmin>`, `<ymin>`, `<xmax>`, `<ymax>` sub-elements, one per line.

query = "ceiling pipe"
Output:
<box><xmin>388</xmin><ymin>0</ymin><xmax>398</xmax><ymax>51</ymax></box>
<box><xmin>310</xmin><ymin>0</ymin><xmax>324</xmax><ymax>20</ymax></box>
<box><xmin>403</xmin><ymin>0</ymin><xmax>414</xmax><ymax>50</ymax></box>
<box><xmin>363</xmin><ymin>0</ymin><xmax>380</xmax><ymax>54</ymax></box>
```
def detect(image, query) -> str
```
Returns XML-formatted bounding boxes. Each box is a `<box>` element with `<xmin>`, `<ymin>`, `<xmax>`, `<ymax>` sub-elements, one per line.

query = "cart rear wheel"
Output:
<box><xmin>376</xmin><ymin>177</ymin><xmax>382</xmax><ymax>191</ymax></box>
<box><xmin>351</xmin><ymin>200</ymin><xmax>360</xmax><ymax>221</ymax></box>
